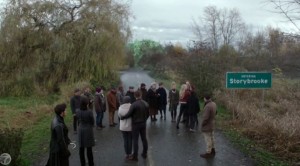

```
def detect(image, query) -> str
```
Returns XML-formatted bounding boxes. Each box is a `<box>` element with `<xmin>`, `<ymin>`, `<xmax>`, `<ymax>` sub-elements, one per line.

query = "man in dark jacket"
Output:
<box><xmin>47</xmin><ymin>103</ymin><xmax>71</xmax><ymax>166</ymax></box>
<box><xmin>140</xmin><ymin>83</ymin><xmax>147</xmax><ymax>101</ymax></box>
<box><xmin>200</xmin><ymin>94</ymin><xmax>217</xmax><ymax>158</ymax></box>
<box><xmin>94</xmin><ymin>87</ymin><xmax>106</xmax><ymax>129</ymax></box>
<box><xmin>157</xmin><ymin>82</ymin><xmax>167</xmax><ymax>120</ymax></box>
<box><xmin>125</xmin><ymin>86</ymin><xmax>136</xmax><ymax>104</ymax></box>
<box><xmin>121</xmin><ymin>90</ymin><xmax>149</xmax><ymax>161</ymax></box>
<box><xmin>70</xmin><ymin>88</ymin><xmax>81</xmax><ymax>134</ymax></box>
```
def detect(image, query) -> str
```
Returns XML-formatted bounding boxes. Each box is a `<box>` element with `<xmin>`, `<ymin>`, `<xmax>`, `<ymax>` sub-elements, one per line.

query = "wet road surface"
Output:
<box><xmin>37</xmin><ymin>70</ymin><xmax>254</xmax><ymax>166</ymax></box>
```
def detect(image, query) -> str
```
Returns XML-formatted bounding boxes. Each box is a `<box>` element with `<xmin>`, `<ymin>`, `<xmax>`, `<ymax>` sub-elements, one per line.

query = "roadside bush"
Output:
<box><xmin>0</xmin><ymin>128</ymin><xmax>24</xmax><ymax>166</ymax></box>
<box><xmin>215</xmin><ymin>78</ymin><xmax>300</xmax><ymax>162</ymax></box>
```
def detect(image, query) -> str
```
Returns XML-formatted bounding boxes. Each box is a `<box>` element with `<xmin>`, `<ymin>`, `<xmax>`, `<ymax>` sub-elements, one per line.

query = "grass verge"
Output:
<box><xmin>217</xmin><ymin>106</ymin><xmax>290</xmax><ymax>166</ymax></box>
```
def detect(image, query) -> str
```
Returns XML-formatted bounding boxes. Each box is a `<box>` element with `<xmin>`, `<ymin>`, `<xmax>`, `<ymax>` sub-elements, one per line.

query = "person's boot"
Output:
<box><xmin>200</xmin><ymin>152</ymin><xmax>213</xmax><ymax>158</ymax></box>
<box><xmin>211</xmin><ymin>148</ymin><xmax>216</xmax><ymax>155</ymax></box>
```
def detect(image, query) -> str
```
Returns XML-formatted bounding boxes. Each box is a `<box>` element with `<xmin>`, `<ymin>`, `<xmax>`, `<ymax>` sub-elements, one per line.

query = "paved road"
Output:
<box><xmin>37</xmin><ymin>70</ymin><xmax>254</xmax><ymax>166</ymax></box>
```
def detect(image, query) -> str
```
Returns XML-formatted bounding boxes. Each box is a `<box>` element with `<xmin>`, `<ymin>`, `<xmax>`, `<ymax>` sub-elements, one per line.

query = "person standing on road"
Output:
<box><xmin>82</xmin><ymin>87</ymin><xmax>94</xmax><ymax>110</ymax></box>
<box><xmin>200</xmin><ymin>94</ymin><xmax>217</xmax><ymax>158</ymax></box>
<box><xmin>46</xmin><ymin>103</ymin><xmax>71</xmax><ymax>166</ymax></box>
<box><xmin>176</xmin><ymin>84</ymin><xmax>191</xmax><ymax>129</ymax></box>
<box><xmin>107</xmin><ymin>86</ymin><xmax>118</xmax><ymax>127</ymax></box>
<box><xmin>117</xmin><ymin>85</ymin><xmax>125</xmax><ymax>109</ymax></box>
<box><xmin>76</xmin><ymin>97</ymin><xmax>95</xmax><ymax>166</ymax></box>
<box><xmin>147</xmin><ymin>82</ymin><xmax>159</xmax><ymax>122</ymax></box>
<box><xmin>70</xmin><ymin>88</ymin><xmax>81</xmax><ymax>134</ymax></box>
<box><xmin>157</xmin><ymin>82</ymin><xmax>167</xmax><ymax>120</ymax></box>
<box><xmin>168</xmin><ymin>82</ymin><xmax>179</xmax><ymax>122</ymax></box>
<box><xmin>120</xmin><ymin>90</ymin><xmax>149</xmax><ymax>161</ymax></box>
<box><xmin>139</xmin><ymin>83</ymin><xmax>148</xmax><ymax>101</ymax></box>
<box><xmin>94</xmin><ymin>87</ymin><xmax>106</xmax><ymax>129</ymax></box>
<box><xmin>187</xmin><ymin>89</ymin><xmax>200</xmax><ymax>132</ymax></box>
<box><xmin>118</xmin><ymin>96</ymin><xmax>132</xmax><ymax>159</ymax></box>
<box><xmin>125</xmin><ymin>86</ymin><xmax>136</xmax><ymax>104</ymax></box>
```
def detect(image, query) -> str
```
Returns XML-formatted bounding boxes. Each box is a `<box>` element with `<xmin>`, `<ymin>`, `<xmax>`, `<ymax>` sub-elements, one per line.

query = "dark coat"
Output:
<box><xmin>146</xmin><ymin>89</ymin><xmax>159</xmax><ymax>109</ymax></box>
<box><xmin>157</xmin><ymin>87</ymin><xmax>167</xmax><ymax>107</ymax></box>
<box><xmin>125</xmin><ymin>91</ymin><xmax>136</xmax><ymax>104</ymax></box>
<box><xmin>70</xmin><ymin>95</ymin><xmax>81</xmax><ymax>114</ymax></box>
<box><xmin>201</xmin><ymin>100</ymin><xmax>217</xmax><ymax>132</ymax></box>
<box><xmin>168</xmin><ymin>89</ymin><xmax>179</xmax><ymax>111</ymax></box>
<box><xmin>94</xmin><ymin>93</ymin><xmax>106</xmax><ymax>113</ymax></box>
<box><xmin>140</xmin><ymin>88</ymin><xmax>148</xmax><ymax>101</ymax></box>
<box><xmin>83</xmin><ymin>92</ymin><xmax>94</xmax><ymax>110</ymax></box>
<box><xmin>122</xmin><ymin>99</ymin><xmax>149</xmax><ymax>124</ymax></box>
<box><xmin>76</xmin><ymin>109</ymin><xmax>95</xmax><ymax>148</ymax></box>
<box><xmin>186</xmin><ymin>92</ymin><xmax>200</xmax><ymax>115</ymax></box>
<box><xmin>46</xmin><ymin>115</ymin><xmax>71</xmax><ymax>166</ymax></box>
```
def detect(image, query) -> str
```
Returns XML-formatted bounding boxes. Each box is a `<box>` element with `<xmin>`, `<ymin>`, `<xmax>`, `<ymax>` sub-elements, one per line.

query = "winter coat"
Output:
<box><xmin>157</xmin><ymin>87</ymin><xmax>167</xmax><ymax>107</ymax></box>
<box><xmin>186</xmin><ymin>92</ymin><xmax>200</xmax><ymax>115</ymax></box>
<box><xmin>146</xmin><ymin>89</ymin><xmax>159</xmax><ymax>110</ymax></box>
<box><xmin>168</xmin><ymin>89</ymin><xmax>179</xmax><ymax>111</ymax></box>
<box><xmin>70</xmin><ymin>95</ymin><xmax>81</xmax><ymax>114</ymax></box>
<box><xmin>83</xmin><ymin>92</ymin><xmax>94</xmax><ymax>110</ymax></box>
<box><xmin>122</xmin><ymin>99</ymin><xmax>149</xmax><ymax>124</ymax></box>
<box><xmin>107</xmin><ymin>91</ymin><xmax>117</xmax><ymax>112</ymax></box>
<box><xmin>140</xmin><ymin>88</ymin><xmax>148</xmax><ymax>101</ymax></box>
<box><xmin>46</xmin><ymin>115</ymin><xmax>71</xmax><ymax>166</ymax></box>
<box><xmin>179</xmin><ymin>90</ymin><xmax>191</xmax><ymax>104</ymax></box>
<box><xmin>118</xmin><ymin>103</ymin><xmax>132</xmax><ymax>131</ymax></box>
<box><xmin>201</xmin><ymin>100</ymin><xmax>217</xmax><ymax>132</ymax></box>
<box><xmin>125</xmin><ymin>91</ymin><xmax>136</xmax><ymax>104</ymax></box>
<box><xmin>76</xmin><ymin>109</ymin><xmax>95</xmax><ymax>148</ymax></box>
<box><xmin>116</xmin><ymin>90</ymin><xmax>125</xmax><ymax>106</ymax></box>
<box><xmin>94</xmin><ymin>93</ymin><xmax>106</xmax><ymax>113</ymax></box>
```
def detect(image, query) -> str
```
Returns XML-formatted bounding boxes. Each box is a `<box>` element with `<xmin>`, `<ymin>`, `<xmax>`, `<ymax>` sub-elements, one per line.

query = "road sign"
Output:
<box><xmin>226</xmin><ymin>72</ymin><xmax>272</xmax><ymax>89</ymax></box>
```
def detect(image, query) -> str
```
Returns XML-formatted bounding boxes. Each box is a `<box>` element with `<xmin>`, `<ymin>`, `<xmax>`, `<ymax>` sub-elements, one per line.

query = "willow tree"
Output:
<box><xmin>0</xmin><ymin>0</ymin><xmax>131</xmax><ymax>95</ymax></box>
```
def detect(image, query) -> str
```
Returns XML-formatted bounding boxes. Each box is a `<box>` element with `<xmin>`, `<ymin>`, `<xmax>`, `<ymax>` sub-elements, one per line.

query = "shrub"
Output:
<box><xmin>0</xmin><ymin>128</ymin><xmax>24</xmax><ymax>166</ymax></box>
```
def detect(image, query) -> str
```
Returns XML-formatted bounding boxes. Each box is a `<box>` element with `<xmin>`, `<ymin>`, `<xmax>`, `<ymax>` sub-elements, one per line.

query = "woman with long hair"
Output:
<box><xmin>168</xmin><ymin>82</ymin><xmax>179</xmax><ymax>122</ymax></box>
<box><xmin>176</xmin><ymin>84</ymin><xmax>191</xmax><ymax>129</ymax></box>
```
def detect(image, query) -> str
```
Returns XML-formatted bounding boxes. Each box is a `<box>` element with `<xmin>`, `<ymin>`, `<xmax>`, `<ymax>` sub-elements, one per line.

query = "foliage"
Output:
<box><xmin>128</xmin><ymin>39</ymin><xmax>164</xmax><ymax>67</ymax></box>
<box><xmin>0</xmin><ymin>128</ymin><xmax>24</xmax><ymax>166</ymax></box>
<box><xmin>0</xmin><ymin>0</ymin><xmax>131</xmax><ymax>96</ymax></box>
<box><xmin>215</xmin><ymin>78</ymin><xmax>300</xmax><ymax>163</ymax></box>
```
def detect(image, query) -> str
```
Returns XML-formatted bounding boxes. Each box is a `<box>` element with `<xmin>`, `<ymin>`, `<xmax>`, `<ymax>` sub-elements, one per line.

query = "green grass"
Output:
<box><xmin>0</xmin><ymin>94</ymin><xmax>59</xmax><ymax>110</ymax></box>
<box><xmin>217</xmin><ymin>107</ymin><xmax>290</xmax><ymax>166</ymax></box>
<box><xmin>20</xmin><ymin>109</ymin><xmax>72</xmax><ymax>165</ymax></box>
<box><xmin>0</xmin><ymin>94</ymin><xmax>72</xmax><ymax>165</ymax></box>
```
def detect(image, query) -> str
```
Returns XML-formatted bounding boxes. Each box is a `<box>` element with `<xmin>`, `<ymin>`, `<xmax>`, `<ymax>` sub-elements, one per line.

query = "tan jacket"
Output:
<box><xmin>201</xmin><ymin>100</ymin><xmax>217</xmax><ymax>132</ymax></box>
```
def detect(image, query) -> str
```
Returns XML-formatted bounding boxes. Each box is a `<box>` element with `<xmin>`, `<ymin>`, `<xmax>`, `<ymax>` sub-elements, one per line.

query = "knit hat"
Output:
<box><xmin>96</xmin><ymin>87</ymin><xmax>101</xmax><ymax>93</ymax></box>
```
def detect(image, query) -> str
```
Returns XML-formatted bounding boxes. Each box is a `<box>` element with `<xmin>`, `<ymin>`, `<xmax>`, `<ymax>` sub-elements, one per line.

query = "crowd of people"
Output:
<box><xmin>46</xmin><ymin>81</ymin><xmax>217</xmax><ymax>166</ymax></box>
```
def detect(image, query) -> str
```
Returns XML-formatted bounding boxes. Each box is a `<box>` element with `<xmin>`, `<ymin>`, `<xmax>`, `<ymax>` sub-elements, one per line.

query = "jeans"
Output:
<box><xmin>96</xmin><ymin>111</ymin><xmax>104</xmax><ymax>127</ymax></box>
<box><xmin>169</xmin><ymin>104</ymin><xmax>178</xmax><ymax>120</ymax></box>
<box><xmin>132</xmin><ymin>122</ymin><xmax>148</xmax><ymax>158</ymax></box>
<box><xmin>122</xmin><ymin>131</ymin><xmax>133</xmax><ymax>155</ymax></box>
<box><xmin>79</xmin><ymin>147</ymin><xmax>94</xmax><ymax>166</ymax></box>
<box><xmin>176</xmin><ymin>103</ymin><xmax>187</xmax><ymax>126</ymax></box>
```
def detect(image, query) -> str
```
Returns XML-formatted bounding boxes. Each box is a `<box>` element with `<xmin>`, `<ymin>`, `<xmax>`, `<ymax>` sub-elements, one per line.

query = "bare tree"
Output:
<box><xmin>192</xmin><ymin>6</ymin><xmax>245</xmax><ymax>52</ymax></box>
<box><xmin>218</xmin><ymin>8</ymin><xmax>245</xmax><ymax>46</ymax></box>
<box><xmin>268</xmin><ymin>0</ymin><xmax>300</xmax><ymax>32</ymax></box>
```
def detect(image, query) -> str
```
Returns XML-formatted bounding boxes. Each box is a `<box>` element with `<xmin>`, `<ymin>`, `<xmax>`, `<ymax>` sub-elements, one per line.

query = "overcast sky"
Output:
<box><xmin>130</xmin><ymin>0</ymin><xmax>297</xmax><ymax>45</ymax></box>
